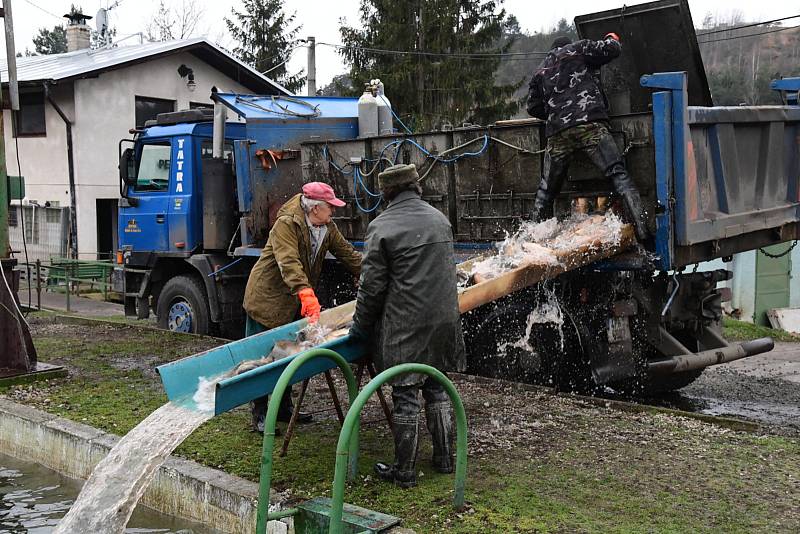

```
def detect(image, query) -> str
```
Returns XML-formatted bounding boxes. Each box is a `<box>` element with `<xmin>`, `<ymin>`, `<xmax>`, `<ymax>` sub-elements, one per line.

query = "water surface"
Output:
<box><xmin>0</xmin><ymin>451</ymin><xmax>214</xmax><ymax>533</ymax></box>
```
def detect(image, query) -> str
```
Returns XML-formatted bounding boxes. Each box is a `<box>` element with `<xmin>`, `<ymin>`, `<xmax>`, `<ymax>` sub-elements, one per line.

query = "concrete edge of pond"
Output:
<box><xmin>0</xmin><ymin>398</ymin><xmax>296</xmax><ymax>533</ymax></box>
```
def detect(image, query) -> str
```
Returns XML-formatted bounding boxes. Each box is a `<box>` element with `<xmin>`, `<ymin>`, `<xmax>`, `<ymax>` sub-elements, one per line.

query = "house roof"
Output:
<box><xmin>0</xmin><ymin>37</ymin><xmax>291</xmax><ymax>95</ymax></box>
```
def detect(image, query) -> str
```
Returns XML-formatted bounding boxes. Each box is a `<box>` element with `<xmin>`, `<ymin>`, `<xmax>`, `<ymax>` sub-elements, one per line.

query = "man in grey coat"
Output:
<box><xmin>350</xmin><ymin>163</ymin><xmax>466</xmax><ymax>488</ymax></box>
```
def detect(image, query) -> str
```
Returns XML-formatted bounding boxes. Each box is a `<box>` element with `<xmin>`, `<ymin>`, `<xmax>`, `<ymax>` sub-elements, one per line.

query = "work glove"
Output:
<box><xmin>348</xmin><ymin>322</ymin><xmax>369</xmax><ymax>342</ymax></box>
<box><xmin>605</xmin><ymin>32</ymin><xmax>620</xmax><ymax>42</ymax></box>
<box><xmin>298</xmin><ymin>288</ymin><xmax>321</xmax><ymax>323</ymax></box>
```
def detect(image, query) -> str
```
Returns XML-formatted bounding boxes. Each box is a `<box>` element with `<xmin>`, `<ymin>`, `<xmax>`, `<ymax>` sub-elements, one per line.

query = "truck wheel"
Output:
<box><xmin>641</xmin><ymin>369</ymin><xmax>704</xmax><ymax>394</ymax></box>
<box><xmin>156</xmin><ymin>275</ymin><xmax>210</xmax><ymax>335</ymax></box>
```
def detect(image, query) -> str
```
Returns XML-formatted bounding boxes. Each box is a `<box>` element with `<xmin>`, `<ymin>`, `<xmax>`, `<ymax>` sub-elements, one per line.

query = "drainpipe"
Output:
<box><xmin>44</xmin><ymin>83</ymin><xmax>78</xmax><ymax>259</ymax></box>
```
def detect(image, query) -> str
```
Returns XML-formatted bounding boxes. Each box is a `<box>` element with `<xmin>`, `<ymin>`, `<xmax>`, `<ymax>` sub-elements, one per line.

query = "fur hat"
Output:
<box><xmin>378</xmin><ymin>163</ymin><xmax>419</xmax><ymax>190</ymax></box>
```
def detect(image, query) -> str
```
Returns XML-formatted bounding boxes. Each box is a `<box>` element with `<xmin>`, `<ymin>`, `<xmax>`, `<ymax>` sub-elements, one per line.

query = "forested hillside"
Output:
<box><xmin>500</xmin><ymin>14</ymin><xmax>800</xmax><ymax>117</ymax></box>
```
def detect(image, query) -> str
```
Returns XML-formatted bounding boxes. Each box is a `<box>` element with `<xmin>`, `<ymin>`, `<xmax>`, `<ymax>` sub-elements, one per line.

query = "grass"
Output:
<box><xmin>722</xmin><ymin>317</ymin><xmax>800</xmax><ymax>342</ymax></box>
<box><xmin>3</xmin><ymin>318</ymin><xmax>800</xmax><ymax>533</ymax></box>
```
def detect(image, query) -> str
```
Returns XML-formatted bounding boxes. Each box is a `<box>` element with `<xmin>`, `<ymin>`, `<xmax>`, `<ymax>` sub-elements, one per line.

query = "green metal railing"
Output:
<box><xmin>328</xmin><ymin>363</ymin><xmax>468</xmax><ymax>534</ymax></box>
<box><xmin>256</xmin><ymin>348</ymin><xmax>360</xmax><ymax>534</ymax></box>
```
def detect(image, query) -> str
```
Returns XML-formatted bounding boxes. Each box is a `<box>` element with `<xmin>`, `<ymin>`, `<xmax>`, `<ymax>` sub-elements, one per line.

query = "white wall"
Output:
<box><xmin>2</xmin><ymin>84</ymin><xmax>73</xmax><ymax>209</ymax></box>
<box><xmin>5</xmin><ymin>50</ymin><xmax>254</xmax><ymax>259</ymax></box>
<box><xmin>71</xmin><ymin>51</ymin><xmax>253</xmax><ymax>258</ymax></box>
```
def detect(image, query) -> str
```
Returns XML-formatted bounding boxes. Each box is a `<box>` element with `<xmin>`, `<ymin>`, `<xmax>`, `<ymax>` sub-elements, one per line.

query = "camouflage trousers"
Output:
<box><xmin>533</xmin><ymin>121</ymin><xmax>629</xmax><ymax>222</ymax></box>
<box><xmin>545</xmin><ymin>122</ymin><xmax>620</xmax><ymax>165</ymax></box>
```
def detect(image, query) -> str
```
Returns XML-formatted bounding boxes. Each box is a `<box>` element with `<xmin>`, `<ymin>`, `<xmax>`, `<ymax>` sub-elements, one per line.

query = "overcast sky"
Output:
<box><xmin>5</xmin><ymin>0</ymin><xmax>796</xmax><ymax>93</ymax></box>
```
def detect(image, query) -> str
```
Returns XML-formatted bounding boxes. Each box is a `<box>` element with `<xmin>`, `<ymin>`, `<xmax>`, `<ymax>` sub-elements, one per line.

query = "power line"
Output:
<box><xmin>696</xmin><ymin>14</ymin><xmax>800</xmax><ymax>35</ymax></box>
<box><xmin>21</xmin><ymin>0</ymin><xmax>62</xmax><ymax>20</ymax></box>
<box><xmin>317</xmin><ymin>41</ymin><xmax>547</xmax><ymax>60</ymax></box>
<box><xmin>698</xmin><ymin>24</ymin><xmax>800</xmax><ymax>44</ymax></box>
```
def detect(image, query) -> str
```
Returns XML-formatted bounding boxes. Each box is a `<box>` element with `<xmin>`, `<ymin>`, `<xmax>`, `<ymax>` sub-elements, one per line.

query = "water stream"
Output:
<box><xmin>52</xmin><ymin>321</ymin><xmax>352</xmax><ymax>533</ymax></box>
<box><xmin>52</xmin><ymin>403</ymin><xmax>212</xmax><ymax>534</ymax></box>
<box><xmin>498</xmin><ymin>285</ymin><xmax>566</xmax><ymax>358</ymax></box>
<box><xmin>0</xmin><ymin>451</ymin><xmax>213</xmax><ymax>533</ymax></box>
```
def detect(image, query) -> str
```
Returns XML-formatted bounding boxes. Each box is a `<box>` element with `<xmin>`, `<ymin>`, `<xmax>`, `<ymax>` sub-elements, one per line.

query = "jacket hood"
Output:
<box><xmin>276</xmin><ymin>193</ymin><xmax>305</xmax><ymax>224</ymax></box>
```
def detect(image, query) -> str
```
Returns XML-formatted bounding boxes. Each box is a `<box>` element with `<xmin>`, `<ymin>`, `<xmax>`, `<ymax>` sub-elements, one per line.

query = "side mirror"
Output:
<box><xmin>120</xmin><ymin>147</ymin><xmax>136</xmax><ymax>186</ymax></box>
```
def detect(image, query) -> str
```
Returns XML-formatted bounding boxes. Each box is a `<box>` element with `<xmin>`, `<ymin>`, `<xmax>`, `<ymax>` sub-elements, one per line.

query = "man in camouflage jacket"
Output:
<box><xmin>527</xmin><ymin>34</ymin><xmax>649</xmax><ymax>241</ymax></box>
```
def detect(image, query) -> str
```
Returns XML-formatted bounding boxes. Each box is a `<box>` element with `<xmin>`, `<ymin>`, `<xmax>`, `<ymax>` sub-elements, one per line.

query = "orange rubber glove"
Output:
<box><xmin>605</xmin><ymin>32</ymin><xmax>620</xmax><ymax>42</ymax></box>
<box><xmin>298</xmin><ymin>287</ymin><xmax>321</xmax><ymax>323</ymax></box>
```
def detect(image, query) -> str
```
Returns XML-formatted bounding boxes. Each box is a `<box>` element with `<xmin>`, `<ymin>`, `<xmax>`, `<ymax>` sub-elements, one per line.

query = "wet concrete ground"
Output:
<box><xmin>645</xmin><ymin>342</ymin><xmax>800</xmax><ymax>435</ymax></box>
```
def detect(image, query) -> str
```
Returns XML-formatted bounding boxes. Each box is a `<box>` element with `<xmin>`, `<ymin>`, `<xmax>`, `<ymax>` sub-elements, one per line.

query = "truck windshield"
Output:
<box><xmin>134</xmin><ymin>142</ymin><xmax>171</xmax><ymax>192</ymax></box>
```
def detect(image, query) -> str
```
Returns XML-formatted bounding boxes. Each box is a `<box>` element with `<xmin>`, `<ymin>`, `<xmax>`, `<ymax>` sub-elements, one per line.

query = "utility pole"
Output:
<box><xmin>307</xmin><ymin>36</ymin><xmax>316</xmax><ymax>96</ymax></box>
<box><xmin>0</xmin><ymin>0</ymin><xmax>41</xmax><ymax>382</ymax></box>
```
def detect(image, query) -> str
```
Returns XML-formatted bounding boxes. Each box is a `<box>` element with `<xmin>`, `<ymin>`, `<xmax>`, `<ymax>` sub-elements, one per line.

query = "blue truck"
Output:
<box><xmin>115</xmin><ymin>0</ymin><xmax>800</xmax><ymax>393</ymax></box>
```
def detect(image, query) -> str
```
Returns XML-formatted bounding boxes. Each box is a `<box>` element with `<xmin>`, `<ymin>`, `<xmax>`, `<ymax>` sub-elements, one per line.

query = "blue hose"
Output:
<box><xmin>353</xmin><ymin>168</ymin><xmax>382</xmax><ymax>213</ymax></box>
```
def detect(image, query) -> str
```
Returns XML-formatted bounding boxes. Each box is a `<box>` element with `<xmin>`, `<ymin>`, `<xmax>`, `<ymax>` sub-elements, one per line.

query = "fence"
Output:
<box><xmin>15</xmin><ymin>258</ymin><xmax>117</xmax><ymax>313</ymax></box>
<box><xmin>8</xmin><ymin>205</ymin><xmax>70</xmax><ymax>264</ymax></box>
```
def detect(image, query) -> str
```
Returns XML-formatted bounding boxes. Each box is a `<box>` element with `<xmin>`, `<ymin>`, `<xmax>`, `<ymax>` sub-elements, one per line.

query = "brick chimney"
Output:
<box><xmin>64</xmin><ymin>10</ymin><xmax>92</xmax><ymax>52</ymax></box>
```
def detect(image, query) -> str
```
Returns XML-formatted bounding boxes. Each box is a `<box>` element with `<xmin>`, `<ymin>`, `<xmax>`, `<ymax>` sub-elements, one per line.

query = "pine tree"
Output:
<box><xmin>340</xmin><ymin>0</ymin><xmax>520</xmax><ymax>130</ymax></box>
<box><xmin>32</xmin><ymin>26</ymin><xmax>67</xmax><ymax>55</ymax></box>
<box><xmin>225</xmin><ymin>0</ymin><xmax>305</xmax><ymax>94</ymax></box>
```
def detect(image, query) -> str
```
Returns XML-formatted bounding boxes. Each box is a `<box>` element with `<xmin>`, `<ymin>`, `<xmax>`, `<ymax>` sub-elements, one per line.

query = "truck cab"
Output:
<box><xmin>116</xmin><ymin>110</ymin><xmax>247</xmax><ymax>337</ymax></box>
<box><xmin>115</xmin><ymin>97</ymin><xmax>361</xmax><ymax>338</ymax></box>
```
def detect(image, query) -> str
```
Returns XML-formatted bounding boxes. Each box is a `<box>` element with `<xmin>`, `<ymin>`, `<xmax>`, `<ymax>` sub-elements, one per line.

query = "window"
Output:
<box><xmin>13</xmin><ymin>91</ymin><xmax>46</xmax><ymax>136</ymax></box>
<box><xmin>23</xmin><ymin>206</ymin><xmax>40</xmax><ymax>245</ymax></box>
<box><xmin>200</xmin><ymin>140</ymin><xmax>234</xmax><ymax>163</ymax></box>
<box><xmin>135</xmin><ymin>96</ymin><xmax>175</xmax><ymax>128</ymax></box>
<box><xmin>45</xmin><ymin>207</ymin><xmax>61</xmax><ymax>224</ymax></box>
<box><xmin>8</xmin><ymin>205</ymin><xmax>18</xmax><ymax>227</ymax></box>
<box><xmin>134</xmin><ymin>142</ymin><xmax>171</xmax><ymax>192</ymax></box>
<box><xmin>189</xmin><ymin>101</ymin><xmax>213</xmax><ymax>110</ymax></box>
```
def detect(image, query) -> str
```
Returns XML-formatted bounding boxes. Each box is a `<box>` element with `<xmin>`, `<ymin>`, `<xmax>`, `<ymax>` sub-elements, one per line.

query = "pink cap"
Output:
<box><xmin>302</xmin><ymin>182</ymin><xmax>346</xmax><ymax>207</ymax></box>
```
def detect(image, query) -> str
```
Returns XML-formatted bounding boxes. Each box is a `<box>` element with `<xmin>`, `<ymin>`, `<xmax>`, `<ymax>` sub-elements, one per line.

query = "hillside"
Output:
<box><xmin>499</xmin><ymin>20</ymin><xmax>800</xmax><ymax>116</ymax></box>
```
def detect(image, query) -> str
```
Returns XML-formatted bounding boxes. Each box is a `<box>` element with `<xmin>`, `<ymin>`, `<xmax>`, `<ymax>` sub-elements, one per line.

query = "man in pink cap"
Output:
<box><xmin>243</xmin><ymin>181</ymin><xmax>361</xmax><ymax>432</ymax></box>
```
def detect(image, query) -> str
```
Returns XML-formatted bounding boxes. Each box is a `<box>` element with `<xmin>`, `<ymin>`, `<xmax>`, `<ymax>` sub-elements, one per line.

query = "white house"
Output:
<box><xmin>1</xmin><ymin>29</ymin><xmax>288</xmax><ymax>262</ymax></box>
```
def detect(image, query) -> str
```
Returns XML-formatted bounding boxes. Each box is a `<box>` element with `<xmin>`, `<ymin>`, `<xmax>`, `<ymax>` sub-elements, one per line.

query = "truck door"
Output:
<box><xmin>167</xmin><ymin>136</ymin><xmax>197</xmax><ymax>253</ymax></box>
<box><xmin>120</xmin><ymin>139</ymin><xmax>172</xmax><ymax>251</ymax></box>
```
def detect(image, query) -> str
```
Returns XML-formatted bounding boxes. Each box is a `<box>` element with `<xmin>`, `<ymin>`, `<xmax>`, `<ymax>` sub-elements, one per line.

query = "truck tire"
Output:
<box><xmin>641</xmin><ymin>369</ymin><xmax>704</xmax><ymax>394</ymax></box>
<box><xmin>156</xmin><ymin>275</ymin><xmax>210</xmax><ymax>335</ymax></box>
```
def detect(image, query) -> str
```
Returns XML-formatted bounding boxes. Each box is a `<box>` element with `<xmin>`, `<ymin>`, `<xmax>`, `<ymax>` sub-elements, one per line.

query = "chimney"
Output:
<box><xmin>63</xmin><ymin>10</ymin><xmax>93</xmax><ymax>52</ymax></box>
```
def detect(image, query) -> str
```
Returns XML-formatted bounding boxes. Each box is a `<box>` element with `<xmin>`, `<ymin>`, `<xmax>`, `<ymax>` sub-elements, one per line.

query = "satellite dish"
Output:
<box><xmin>95</xmin><ymin>8</ymin><xmax>108</xmax><ymax>35</ymax></box>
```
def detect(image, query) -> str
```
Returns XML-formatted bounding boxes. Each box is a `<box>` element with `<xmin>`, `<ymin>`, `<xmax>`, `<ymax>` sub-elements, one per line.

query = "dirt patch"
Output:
<box><xmin>26</xmin><ymin>316</ymin><xmax>221</xmax><ymax>380</ymax></box>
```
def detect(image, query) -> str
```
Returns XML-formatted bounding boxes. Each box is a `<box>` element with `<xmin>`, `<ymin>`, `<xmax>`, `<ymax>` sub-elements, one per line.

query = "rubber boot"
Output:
<box><xmin>584</xmin><ymin>132</ymin><xmax>650</xmax><ymax>242</ymax></box>
<box><xmin>426</xmin><ymin>401</ymin><xmax>455</xmax><ymax>473</ymax></box>
<box><xmin>250</xmin><ymin>396</ymin><xmax>267</xmax><ymax>433</ymax></box>
<box><xmin>609</xmin><ymin>167</ymin><xmax>650</xmax><ymax>242</ymax></box>
<box><xmin>532</xmin><ymin>152</ymin><xmax>568</xmax><ymax>222</ymax></box>
<box><xmin>250</xmin><ymin>392</ymin><xmax>308</xmax><ymax>434</ymax></box>
<box><xmin>374</xmin><ymin>414</ymin><xmax>419</xmax><ymax>488</ymax></box>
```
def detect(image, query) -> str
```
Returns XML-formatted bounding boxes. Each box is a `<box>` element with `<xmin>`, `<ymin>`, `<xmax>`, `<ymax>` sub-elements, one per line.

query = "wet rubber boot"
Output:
<box><xmin>532</xmin><ymin>152</ymin><xmax>568</xmax><ymax>222</ymax></box>
<box><xmin>374</xmin><ymin>415</ymin><xmax>419</xmax><ymax>488</ymax></box>
<box><xmin>585</xmin><ymin>133</ymin><xmax>650</xmax><ymax>242</ymax></box>
<box><xmin>610</xmin><ymin>168</ymin><xmax>650</xmax><ymax>242</ymax></box>
<box><xmin>426</xmin><ymin>401</ymin><xmax>455</xmax><ymax>473</ymax></box>
<box><xmin>276</xmin><ymin>390</ymin><xmax>312</xmax><ymax>424</ymax></box>
<box><xmin>250</xmin><ymin>396</ymin><xmax>267</xmax><ymax>433</ymax></box>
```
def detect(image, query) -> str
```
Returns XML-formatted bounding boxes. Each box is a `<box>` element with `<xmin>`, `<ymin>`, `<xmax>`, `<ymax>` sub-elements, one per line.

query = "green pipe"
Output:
<box><xmin>328</xmin><ymin>363</ymin><xmax>468</xmax><ymax>534</ymax></box>
<box><xmin>255</xmin><ymin>348</ymin><xmax>359</xmax><ymax>534</ymax></box>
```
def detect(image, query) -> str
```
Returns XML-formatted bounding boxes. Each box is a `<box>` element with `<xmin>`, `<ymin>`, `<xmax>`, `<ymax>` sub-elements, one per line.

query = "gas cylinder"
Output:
<box><xmin>357</xmin><ymin>83</ymin><xmax>378</xmax><ymax>138</ymax></box>
<box><xmin>373</xmin><ymin>78</ymin><xmax>393</xmax><ymax>135</ymax></box>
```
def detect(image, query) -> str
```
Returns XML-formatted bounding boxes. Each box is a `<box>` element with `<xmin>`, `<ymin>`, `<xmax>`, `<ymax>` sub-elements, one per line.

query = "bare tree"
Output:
<box><xmin>146</xmin><ymin>0</ymin><xmax>204</xmax><ymax>42</ymax></box>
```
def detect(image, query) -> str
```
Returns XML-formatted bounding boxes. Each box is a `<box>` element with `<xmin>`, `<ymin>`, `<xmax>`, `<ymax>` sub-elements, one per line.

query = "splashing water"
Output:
<box><xmin>469</xmin><ymin>212</ymin><xmax>626</xmax><ymax>282</ymax></box>
<box><xmin>53</xmin><ymin>402</ymin><xmax>211</xmax><ymax>534</ymax></box>
<box><xmin>498</xmin><ymin>287</ymin><xmax>566</xmax><ymax>358</ymax></box>
<box><xmin>192</xmin><ymin>373</ymin><xmax>227</xmax><ymax>413</ymax></box>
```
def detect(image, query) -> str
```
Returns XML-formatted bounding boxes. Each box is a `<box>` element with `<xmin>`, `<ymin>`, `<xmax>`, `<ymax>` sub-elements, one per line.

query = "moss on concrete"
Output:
<box><xmin>2</xmin><ymin>318</ymin><xmax>799</xmax><ymax>533</ymax></box>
